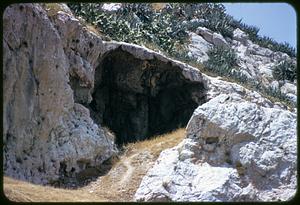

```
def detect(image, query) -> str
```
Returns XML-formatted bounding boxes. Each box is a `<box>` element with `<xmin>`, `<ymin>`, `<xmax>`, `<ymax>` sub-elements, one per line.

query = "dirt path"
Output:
<box><xmin>82</xmin><ymin>151</ymin><xmax>154</xmax><ymax>201</ymax></box>
<box><xmin>119</xmin><ymin>153</ymin><xmax>138</xmax><ymax>185</ymax></box>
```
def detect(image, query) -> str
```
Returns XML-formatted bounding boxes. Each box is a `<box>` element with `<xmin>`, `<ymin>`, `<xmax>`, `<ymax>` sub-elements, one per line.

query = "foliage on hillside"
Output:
<box><xmin>67</xmin><ymin>3</ymin><xmax>296</xmax><ymax>107</ymax></box>
<box><xmin>203</xmin><ymin>45</ymin><xmax>296</xmax><ymax>108</ymax></box>
<box><xmin>68</xmin><ymin>3</ymin><xmax>296</xmax><ymax>57</ymax></box>
<box><xmin>230</xmin><ymin>20</ymin><xmax>296</xmax><ymax>57</ymax></box>
<box><xmin>272</xmin><ymin>60</ymin><xmax>297</xmax><ymax>82</ymax></box>
<box><xmin>203</xmin><ymin>45</ymin><xmax>238</xmax><ymax>76</ymax></box>
<box><xmin>68</xmin><ymin>3</ymin><xmax>188</xmax><ymax>56</ymax></box>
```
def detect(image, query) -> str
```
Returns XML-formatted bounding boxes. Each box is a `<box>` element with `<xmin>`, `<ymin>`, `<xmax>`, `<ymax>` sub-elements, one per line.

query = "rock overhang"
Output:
<box><xmin>87</xmin><ymin>44</ymin><xmax>208</xmax><ymax>145</ymax></box>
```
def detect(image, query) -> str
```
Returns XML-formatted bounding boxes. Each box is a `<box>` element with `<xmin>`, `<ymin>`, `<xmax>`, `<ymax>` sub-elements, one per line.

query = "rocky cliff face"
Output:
<box><xmin>135</xmin><ymin>94</ymin><xmax>297</xmax><ymax>201</ymax></box>
<box><xmin>3</xmin><ymin>3</ymin><xmax>206</xmax><ymax>184</ymax></box>
<box><xmin>3</xmin><ymin>3</ymin><xmax>116</xmax><ymax>184</ymax></box>
<box><xmin>3</xmin><ymin>3</ymin><xmax>297</xmax><ymax>202</ymax></box>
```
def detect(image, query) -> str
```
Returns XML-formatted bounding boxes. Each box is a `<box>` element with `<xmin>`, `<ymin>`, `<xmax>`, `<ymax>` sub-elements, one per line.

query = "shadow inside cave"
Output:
<box><xmin>88</xmin><ymin>48</ymin><xmax>207</xmax><ymax>146</ymax></box>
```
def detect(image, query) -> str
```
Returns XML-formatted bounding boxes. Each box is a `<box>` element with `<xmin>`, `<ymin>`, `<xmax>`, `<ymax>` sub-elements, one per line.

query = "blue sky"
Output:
<box><xmin>223</xmin><ymin>3</ymin><xmax>296</xmax><ymax>48</ymax></box>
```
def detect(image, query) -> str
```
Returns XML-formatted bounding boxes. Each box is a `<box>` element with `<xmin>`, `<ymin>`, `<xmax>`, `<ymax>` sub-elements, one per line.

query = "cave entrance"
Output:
<box><xmin>89</xmin><ymin>48</ymin><xmax>206</xmax><ymax>146</ymax></box>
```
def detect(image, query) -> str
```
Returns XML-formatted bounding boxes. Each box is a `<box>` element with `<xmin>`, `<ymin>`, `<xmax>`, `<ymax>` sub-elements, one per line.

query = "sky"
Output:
<box><xmin>223</xmin><ymin>3</ymin><xmax>296</xmax><ymax>49</ymax></box>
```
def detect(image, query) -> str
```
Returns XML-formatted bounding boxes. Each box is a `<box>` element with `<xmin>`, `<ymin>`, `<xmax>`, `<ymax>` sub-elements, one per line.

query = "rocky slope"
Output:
<box><xmin>71</xmin><ymin>3</ymin><xmax>297</xmax><ymax>106</ymax></box>
<box><xmin>3</xmin><ymin>3</ymin><xmax>206</xmax><ymax>185</ymax></box>
<box><xmin>3</xmin><ymin>3</ymin><xmax>297</xmax><ymax>202</ymax></box>
<box><xmin>135</xmin><ymin>94</ymin><xmax>297</xmax><ymax>201</ymax></box>
<box><xmin>188</xmin><ymin>27</ymin><xmax>297</xmax><ymax>104</ymax></box>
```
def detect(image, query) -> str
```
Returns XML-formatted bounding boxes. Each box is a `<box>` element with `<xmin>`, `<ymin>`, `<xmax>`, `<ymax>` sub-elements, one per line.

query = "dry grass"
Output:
<box><xmin>151</xmin><ymin>3</ymin><xmax>167</xmax><ymax>11</ymax></box>
<box><xmin>3</xmin><ymin>128</ymin><xmax>186</xmax><ymax>202</ymax></box>
<box><xmin>124</xmin><ymin>128</ymin><xmax>186</xmax><ymax>158</ymax></box>
<box><xmin>3</xmin><ymin>177</ymin><xmax>109</xmax><ymax>202</ymax></box>
<box><xmin>81</xmin><ymin>128</ymin><xmax>186</xmax><ymax>201</ymax></box>
<box><xmin>75</xmin><ymin>17</ymin><xmax>112</xmax><ymax>41</ymax></box>
<box><xmin>42</xmin><ymin>3</ymin><xmax>72</xmax><ymax>17</ymax></box>
<box><xmin>42</xmin><ymin>3</ymin><xmax>109</xmax><ymax>40</ymax></box>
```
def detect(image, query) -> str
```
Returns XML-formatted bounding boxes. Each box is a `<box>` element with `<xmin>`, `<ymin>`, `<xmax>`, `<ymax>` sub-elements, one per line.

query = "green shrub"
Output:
<box><xmin>202</xmin><ymin>45</ymin><xmax>295</xmax><ymax>108</ymax></box>
<box><xmin>68</xmin><ymin>3</ymin><xmax>190</xmax><ymax>57</ymax></box>
<box><xmin>68</xmin><ymin>3</ymin><xmax>296</xmax><ymax>58</ymax></box>
<box><xmin>175</xmin><ymin>3</ymin><xmax>234</xmax><ymax>38</ymax></box>
<box><xmin>251</xmin><ymin>36</ymin><xmax>296</xmax><ymax>57</ymax></box>
<box><xmin>264</xmin><ymin>86</ymin><xmax>287</xmax><ymax>101</ymax></box>
<box><xmin>272</xmin><ymin>60</ymin><xmax>297</xmax><ymax>82</ymax></box>
<box><xmin>203</xmin><ymin>45</ymin><xmax>238</xmax><ymax>76</ymax></box>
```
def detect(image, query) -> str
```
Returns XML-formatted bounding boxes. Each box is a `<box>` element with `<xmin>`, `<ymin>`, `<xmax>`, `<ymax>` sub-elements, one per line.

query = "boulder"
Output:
<box><xmin>258</xmin><ymin>64</ymin><xmax>274</xmax><ymax>79</ymax></box>
<box><xmin>202</xmin><ymin>74</ymin><xmax>274</xmax><ymax>108</ymax></box>
<box><xmin>196</xmin><ymin>27</ymin><xmax>229</xmax><ymax>48</ymax></box>
<box><xmin>248</xmin><ymin>43</ymin><xmax>273</xmax><ymax>57</ymax></box>
<box><xmin>102</xmin><ymin>3</ymin><xmax>122</xmax><ymax>11</ymax></box>
<box><xmin>188</xmin><ymin>32</ymin><xmax>212</xmax><ymax>62</ymax></box>
<box><xmin>196</xmin><ymin>26</ymin><xmax>214</xmax><ymax>43</ymax></box>
<box><xmin>212</xmin><ymin>32</ymin><xmax>229</xmax><ymax>48</ymax></box>
<box><xmin>280</xmin><ymin>82</ymin><xmax>297</xmax><ymax>95</ymax></box>
<box><xmin>135</xmin><ymin>94</ymin><xmax>296</xmax><ymax>201</ymax></box>
<box><xmin>233</xmin><ymin>28</ymin><xmax>249</xmax><ymax>46</ymax></box>
<box><xmin>270</xmin><ymin>81</ymin><xmax>280</xmax><ymax>90</ymax></box>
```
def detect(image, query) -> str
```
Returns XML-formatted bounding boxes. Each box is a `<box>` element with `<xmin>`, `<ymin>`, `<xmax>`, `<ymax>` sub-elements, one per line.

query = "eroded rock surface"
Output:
<box><xmin>135</xmin><ymin>94</ymin><xmax>297</xmax><ymax>201</ymax></box>
<box><xmin>3</xmin><ymin>4</ymin><xmax>116</xmax><ymax>184</ymax></box>
<box><xmin>188</xmin><ymin>32</ymin><xmax>212</xmax><ymax>63</ymax></box>
<box><xmin>3</xmin><ymin>3</ymin><xmax>207</xmax><ymax>184</ymax></box>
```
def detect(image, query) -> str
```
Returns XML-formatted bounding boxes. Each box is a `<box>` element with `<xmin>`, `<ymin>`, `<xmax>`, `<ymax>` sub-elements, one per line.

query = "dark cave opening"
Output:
<box><xmin>89</xmin><ymin>48</ymin><xmax>206</xmax><ymax>146</ymax></box>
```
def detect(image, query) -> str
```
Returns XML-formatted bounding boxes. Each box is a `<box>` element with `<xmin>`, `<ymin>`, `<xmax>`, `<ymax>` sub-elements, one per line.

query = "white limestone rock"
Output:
<box><xmin>3</xmin><ymin>3</ymin><xmax>117</xmax><ymax>184</ymax></box>
<box><xmin>49</xmin><ymin>9</ymin><xmax>106</xmax><ymax>104</ymax></box>
<box><xmin>102</xmin><ymin>3</ymin><xmax>122</xmax><ymax>11</ymax></box>
<box><xmin>135</xmin><ymin>94</ymin><xmax>296</xmax><ymax>202</ymax></box>
<box><xmin>196</xmin><ymin>27</ymin><xmax>229</xmax><ymax>48</ymax></box>
<box><xmin>188</xmin><ymin>32</ymin><xmax>212</xmax><ymax>62</ymax></box>
<box><xmin>202</xmin><ymin>74</ymin><xmax>274</xmax><ymax>108</ymax></box>
<box><xmin>220</xmin><ymin>30</ymin><xmax>296</xmax><ymax>90</ymax></box>
<box><xmin>280</xmin><ymin>82</ymin><xmax>297</xmax><ymax>95</ymax></box>
<box><xmin>102</xmin><ymin>41</ymin><xmax>206</xmax><ymax>85</ymax></box>
<box><xmin>270</xmin><ymin>81</ymin><xmax>280</xmax><ymax>90</ymax></box>
<box><xmin>233</xmin><ymin>28</ymin><xmax>249</xmax><ymax>46</ymax></box>
<box><xmin>196</xmin><ymin>26</ymin><xmax>214</xmax><ymax>43</ymax></box>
